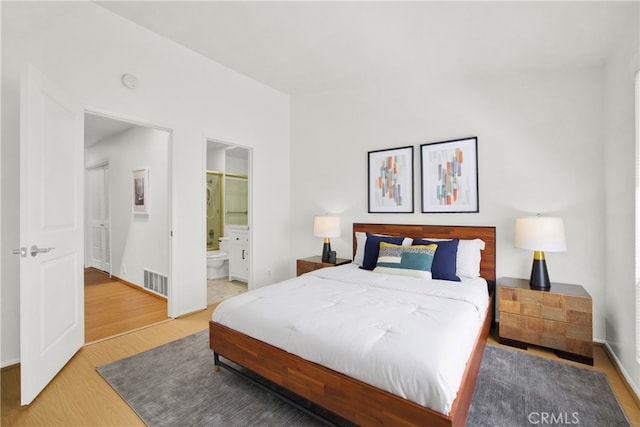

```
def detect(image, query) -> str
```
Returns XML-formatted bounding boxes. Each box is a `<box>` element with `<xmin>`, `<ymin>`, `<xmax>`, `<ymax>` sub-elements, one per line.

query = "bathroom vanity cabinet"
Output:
<box><xmin>229</xmin><ymin>229</ymin><xmax>249</xmax><ymax>283</ymax></box>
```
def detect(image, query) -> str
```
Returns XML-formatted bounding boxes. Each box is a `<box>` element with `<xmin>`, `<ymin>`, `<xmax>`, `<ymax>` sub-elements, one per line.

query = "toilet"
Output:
<box><xmin>207</xmin><ymin>237</ymin><xmax>229</xmax><ymax>279</ymax></box>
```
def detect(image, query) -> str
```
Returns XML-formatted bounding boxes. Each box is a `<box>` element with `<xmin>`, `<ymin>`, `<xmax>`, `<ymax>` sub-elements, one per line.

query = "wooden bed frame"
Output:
<box><xmin>210</xmin><ymin>223</ymin><xmax>496</xmax><ymax>427</ymax></box>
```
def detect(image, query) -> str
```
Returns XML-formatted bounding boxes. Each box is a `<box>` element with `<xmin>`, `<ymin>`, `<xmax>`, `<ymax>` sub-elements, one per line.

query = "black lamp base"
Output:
<box><xmin>321</xmin><ymin>239</ymin><xmax>331</xmax><ymax>263</ymax></box>
<box><xmin>529</xmin><ymin>252</ymin><xmax>551</xmax><ymax>291</ymax></box>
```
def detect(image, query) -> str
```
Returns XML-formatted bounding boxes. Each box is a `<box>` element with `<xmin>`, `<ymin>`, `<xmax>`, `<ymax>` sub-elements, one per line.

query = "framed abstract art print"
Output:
<box><xmin>368</xmin><ymin>146</ymin><xmax>414</xmax><ymax>213</ymax></box>
<box><xmin>420</xmin><ymin>137</ymin><xmax>479</xmax><ymax>213</ymax></box>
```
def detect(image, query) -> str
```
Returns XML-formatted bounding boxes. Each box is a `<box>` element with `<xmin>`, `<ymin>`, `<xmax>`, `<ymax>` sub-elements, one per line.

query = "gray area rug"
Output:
<box><xmin>467</xmin><ymin>345</ymin><xmax>630</xmax><ymax>427</ymax></box>
<box><xmin>97</xmin><ymin>331</ymin><xmax>630</xmax><ymax>427</ymax></box>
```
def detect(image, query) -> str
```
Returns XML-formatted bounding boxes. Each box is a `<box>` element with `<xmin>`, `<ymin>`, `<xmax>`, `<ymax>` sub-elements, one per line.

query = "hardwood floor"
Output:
<box><xmin>1</xmin><ymin>306</ymin><xmax>216</xmax><ymax>426</ymax></box>
<box><xmin>2</xmin><ymin>306</ymin><xmax>639</xmax><ymax>426</ymax></box>
<box><xmin>84</xmin><ymin>268</ymin><xmax>169</xmax><ymax>343</ymax></box>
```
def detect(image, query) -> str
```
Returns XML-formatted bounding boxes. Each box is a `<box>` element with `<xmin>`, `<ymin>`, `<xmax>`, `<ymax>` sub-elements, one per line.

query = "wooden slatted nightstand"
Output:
<box><xmin>296</xmin><ymin>256</ymin><xmax>351</xmax><ymax>276</ymax></box>
<box><xmin>498</xmin><ymin>277</ymin><xmax>593</xmax><ymax>365</ymax></box>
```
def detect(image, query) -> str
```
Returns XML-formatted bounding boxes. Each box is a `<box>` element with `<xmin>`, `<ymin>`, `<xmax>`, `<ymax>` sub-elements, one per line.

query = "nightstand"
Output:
<box><xmin>498</xmin><ymin>277</ymin><xmax>593</xmax><ymax>365</ymax></box>
<box><xmin>296</xmin><ymin>256</ymin><xmax>351</xmax><ymax>276</ymax></box>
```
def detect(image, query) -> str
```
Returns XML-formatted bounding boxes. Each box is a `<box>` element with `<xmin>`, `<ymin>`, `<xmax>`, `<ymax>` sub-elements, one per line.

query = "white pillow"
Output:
<box><xmin>421</xmin><ymin>237</ymin><xmax>485</xmax><ymax>278</ymax></box>
<box><xmin>353</xmin><ymin>232</ymin><xmax>413</xmax><ymax>267</ymax></box>
<box><xmin>456</xmin><ymin>239</ymin><xmax>485</xmax><ymax>278</ymax></box>
<box><xmin>354</xmin><ymin>232</ymin><xmax>367</xmax><ymax>266</ymax></box>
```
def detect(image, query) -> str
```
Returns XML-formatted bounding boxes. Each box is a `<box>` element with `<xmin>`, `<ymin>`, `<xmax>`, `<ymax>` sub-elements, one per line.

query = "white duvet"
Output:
<box><xmin>212</xmin><ymin>264</ymin><xmax>489</xmax><ymax>415</ymax></box>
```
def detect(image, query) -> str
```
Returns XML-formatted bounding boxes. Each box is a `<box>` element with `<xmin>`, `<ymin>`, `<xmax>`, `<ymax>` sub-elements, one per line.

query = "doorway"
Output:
<box><xmin>84</xmin><ymin>112</ymin><xmax>171</xmax><ymax>342</ymax></box>
<box><xmin>206</xmin><ymin>139</ymin><xmax>251</xmax><ymax>302</ymax></box>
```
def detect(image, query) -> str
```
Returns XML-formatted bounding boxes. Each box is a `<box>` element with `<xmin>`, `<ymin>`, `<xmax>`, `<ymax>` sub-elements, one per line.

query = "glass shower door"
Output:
<box><xmin>206</xmin><ymin>171</ymin><xmax>222</xmax><ymax>250</ymax></box>
<box><xmin>225</xmin><ymin>175</ymin><xmax>248</xmax><ymax>226</ymax></box>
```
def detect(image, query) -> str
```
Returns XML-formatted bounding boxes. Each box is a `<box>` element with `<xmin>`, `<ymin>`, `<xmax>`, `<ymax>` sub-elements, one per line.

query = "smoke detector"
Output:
<box><xmin>121</xmin><ymin>73</ymin><xmax>138</xmax><ymax>90</ymax></box>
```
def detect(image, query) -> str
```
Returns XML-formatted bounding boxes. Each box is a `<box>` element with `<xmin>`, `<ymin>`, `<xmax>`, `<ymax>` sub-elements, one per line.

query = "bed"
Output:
<box><xmin>209</xmin><ymin>223</ymin><xmax>496</xmax><ymax>427</ymax></box>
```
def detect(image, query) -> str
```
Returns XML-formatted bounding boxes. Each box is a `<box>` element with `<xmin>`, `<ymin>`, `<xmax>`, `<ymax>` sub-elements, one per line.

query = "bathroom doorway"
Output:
<box><xmin>206</xmin><ymin>139</ymin><xmax>250</xmax><ymax>303</ymax></box>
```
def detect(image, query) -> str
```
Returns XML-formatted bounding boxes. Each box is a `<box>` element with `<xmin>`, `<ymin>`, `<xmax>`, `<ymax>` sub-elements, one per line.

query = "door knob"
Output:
<box><xmin>30</xmin><ymin>245</ymin><xmax>55</xmax><ymax>257</ymax></box>
<box><xmin>12</xmin><ymin>247</ymin><xmax>27</xmax><ymax>257</ymax></box>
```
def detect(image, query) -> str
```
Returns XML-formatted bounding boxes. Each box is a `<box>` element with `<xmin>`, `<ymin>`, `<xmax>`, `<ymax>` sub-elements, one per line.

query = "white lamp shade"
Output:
<box><xmin>313</xmin><ymin>216</ymin><xmax>341</xmax><ymax>238</ymax></box>
<box><xmin>514</xmin><ymin>216</ymin><xmax>567</xmax><ymax>252</ymax></box>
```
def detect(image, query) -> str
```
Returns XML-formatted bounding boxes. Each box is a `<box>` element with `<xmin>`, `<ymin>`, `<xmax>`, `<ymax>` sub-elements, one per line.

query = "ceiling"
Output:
<box><xmin>95</xmin><ymin>1</ymin><xmax>634</xmax><ymax>95</ymax></box>
<box><xmin>84</xmin><ymin>113</ymin><xmax>135</xmax><ymax>147</ymax></box>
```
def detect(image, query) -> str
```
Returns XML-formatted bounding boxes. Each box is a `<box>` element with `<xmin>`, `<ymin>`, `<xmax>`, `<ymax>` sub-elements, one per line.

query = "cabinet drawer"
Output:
<box><xmin>567</xmin><ymin>310</ymin><xmax>591</xmax><ymax>326</ymax></box>
<box><xmin>566</xmin><ymin>297</ymin><xmax>592</xmax><ymax>326</ymax></box>
<box><xmin>541</xmin><ymin>293</ymin><xmax>566</xmax><ymax>321</ymax></box>
<box><xmin>499</xmin><ymin>287</ymin><xmax>541</xmax><ymax>317</ymax></box>
<box><xmin>499</xmin><ymin>311</ymin><xmax>592</xmax><ymax>357</ymax></box>
<box><xmin>499</xmin><ymin>287</ymin><xmax>590</xmax><ymax>323</ymax></box>
<box><xmin>542</xmin><ymin>320</ymin><xmax>593</xmax><ymax>357</ymax></box>
<box><xmin>499</xmin><ymin>312</ymin><xmax>543</xmax><ymax>346</ymax></box>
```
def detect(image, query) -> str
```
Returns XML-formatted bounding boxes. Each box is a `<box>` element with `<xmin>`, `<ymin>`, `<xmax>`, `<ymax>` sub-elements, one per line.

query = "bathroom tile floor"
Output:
<box><xmin>207</xmin><ymin>278</ymin><xmax>247</xmax><ymax>305</ymax></box>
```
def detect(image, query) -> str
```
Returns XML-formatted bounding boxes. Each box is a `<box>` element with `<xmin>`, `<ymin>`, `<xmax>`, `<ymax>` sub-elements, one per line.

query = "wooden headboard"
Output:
<box><xmin>353</xmin><ymin>223</ymin><xmax>496</xmax><ymax>284</ymax></box>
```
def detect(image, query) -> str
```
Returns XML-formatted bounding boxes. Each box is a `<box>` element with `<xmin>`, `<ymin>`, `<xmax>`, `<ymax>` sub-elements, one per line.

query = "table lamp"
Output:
<box><xmin>514</xmin><ymin>215</ymin><xmax>567</xmax><ymax>291</ymax></box>
<box><xmin>313</xmin><ymin>216</ymin><xmax>340</xmax><ymax>263</ymax></box>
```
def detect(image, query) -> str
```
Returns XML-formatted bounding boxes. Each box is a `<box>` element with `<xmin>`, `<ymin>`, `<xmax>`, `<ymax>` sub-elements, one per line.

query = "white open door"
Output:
<box><xmin>87</xmin><ymin>164</ymin><xmax>110</xmax><ymax>273</ymax></box>
<box><xmin>19</xmin><ymin>65</ymin><xmax>84</xmax><ymax>405</ymax></box>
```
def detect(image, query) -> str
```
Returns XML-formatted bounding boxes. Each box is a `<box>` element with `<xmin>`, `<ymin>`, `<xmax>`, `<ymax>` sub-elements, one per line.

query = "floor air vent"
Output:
<box><xmin>144</xmin><ymin>269</ymin><xmax>168</xmax><ymax>297</ymax></box>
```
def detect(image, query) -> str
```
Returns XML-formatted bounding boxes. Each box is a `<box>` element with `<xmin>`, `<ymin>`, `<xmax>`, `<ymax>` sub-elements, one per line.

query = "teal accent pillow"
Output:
<box><xmin>373</xmin><ymin>242</ymin><xmax>437</xmax><ymax>279</ymax></box>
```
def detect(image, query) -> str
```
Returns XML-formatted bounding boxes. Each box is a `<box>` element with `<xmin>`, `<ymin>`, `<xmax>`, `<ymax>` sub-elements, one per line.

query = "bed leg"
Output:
<box><xmin>213</xmin><ymin>352</ymin><xmax>221</xmax><ymax>372</ymax></box>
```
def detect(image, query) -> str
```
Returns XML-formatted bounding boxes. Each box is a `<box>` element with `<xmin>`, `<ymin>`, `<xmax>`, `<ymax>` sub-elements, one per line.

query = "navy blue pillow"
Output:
<box><xmin>361</xmin><ymin>233</ymin><xmax>405</xmax><ymax>271</ymax></box>
<box><xmin>413</xmin><ymin>238</ymin><xmax>460</xmax><ymax>281</ymax></box>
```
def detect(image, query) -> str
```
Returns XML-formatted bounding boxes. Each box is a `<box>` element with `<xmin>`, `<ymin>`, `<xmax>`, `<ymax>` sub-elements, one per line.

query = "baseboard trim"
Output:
<box><xmin>175</xmin><ymin>306</ymin><xmax>210</xmax><ymax>318</ymax></box>
<box><xmin>86</xmin><ymin>267</ymin><xmax>167</xmax><ymax>301</ymax></box>
<box><xmin>601</xmin><ymin>340</ymin><xmax>640</xmax><ymax>407</ymax></box>
<box><xmin>110</xmin><ymin>273</ymin><xmax>167</xmax><ymax>301</ymax></box>
<box><xmin>1</xmin><ymin>361</ymin><xmax>20</xmax><ymax>371</ymax></box>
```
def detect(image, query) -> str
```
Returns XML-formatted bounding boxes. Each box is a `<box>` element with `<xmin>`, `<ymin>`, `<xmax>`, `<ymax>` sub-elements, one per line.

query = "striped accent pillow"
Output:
<box><xmin>373</xmin><ymin>242</ymin><xmax>438</xmax><ymax>279</ymax></box>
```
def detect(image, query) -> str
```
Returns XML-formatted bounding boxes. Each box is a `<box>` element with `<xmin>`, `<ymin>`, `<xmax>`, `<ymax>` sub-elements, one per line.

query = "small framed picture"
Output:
<box><xmin>420</xmin><ymin>137</ymin><xmax>479</xmax><ymax>213</ymax></box>
<box><xmin>133</xmin><ymin>168</ymin><xmax>149</xmax><ymax>214</ymax></box>
<box><xmin>368</xmin><ymin>146</ymin><xmax>414</xmax><ymax>213</ymax></box>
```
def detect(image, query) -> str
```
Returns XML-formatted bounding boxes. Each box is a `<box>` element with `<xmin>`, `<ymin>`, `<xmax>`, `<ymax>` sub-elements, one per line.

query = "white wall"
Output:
<box><xmin>291</xmin><ymin>68</ymin><xmax>606</xmax><ymax>339</ymax></box>
<box><xmin>603</xmin><ymin>9</ymin><xmax>640</xmax><ymax>393</ymax></box>
<box><xmin>85</xmin><ymin>126</ymin><xmax>170</xmax><ymax>288</ymax></box>
<box><xmin>1</xmin><ymin>2</ymin><xmax>290</xmax><ymax>366</ymax></box>
<box><xmin>226</xmin><ymin>154</ymin><xmax>249</xmax><ymax>175</ymax></box>
<box><xmin>290</xmin><ymin>5</ymin><xmax>639</xmax><ymax>393</ymax></box>
<box><xmin>207</xmin><ymin>144</ymin><xmax>226</xmax><ymax>172</ymax></box>
<box><xmin>206</xmin><ymin>147</ymin><xmax>249</xmax><ymax>177</ymax></box>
